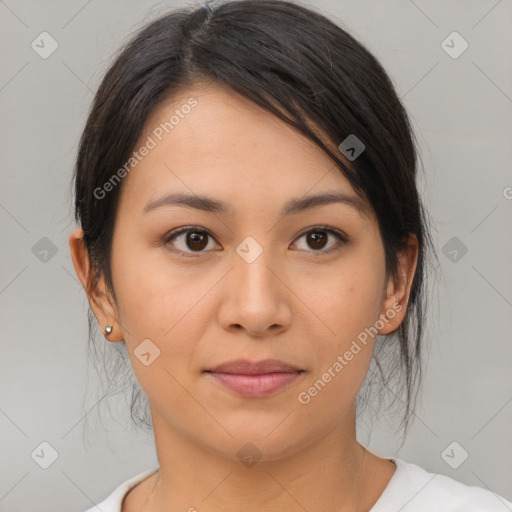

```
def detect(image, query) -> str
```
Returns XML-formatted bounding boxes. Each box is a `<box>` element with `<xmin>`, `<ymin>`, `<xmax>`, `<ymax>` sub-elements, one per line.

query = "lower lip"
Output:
<box><xmin>207</xmin><ymin>371</ymin><xmax>303</xmax><ymax>397</ymax></box>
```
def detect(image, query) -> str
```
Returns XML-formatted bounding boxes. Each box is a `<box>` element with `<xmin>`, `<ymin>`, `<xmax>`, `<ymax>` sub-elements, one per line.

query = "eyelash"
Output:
<box><xmin>162</xmin><ymin>225</ymin><xmax>349</xmax><ymax>258</ymax></box>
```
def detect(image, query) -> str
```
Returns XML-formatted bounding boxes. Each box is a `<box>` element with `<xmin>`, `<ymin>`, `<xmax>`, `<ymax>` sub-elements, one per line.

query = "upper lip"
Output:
<box><xmin>205</xmin><ymin>358</ymin><xmax>303</xmax><ymax>375</ymax></box>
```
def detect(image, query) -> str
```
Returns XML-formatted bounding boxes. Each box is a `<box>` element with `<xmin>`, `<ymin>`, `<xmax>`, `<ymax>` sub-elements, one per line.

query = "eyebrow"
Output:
<box><xmin>143</xmin><ymin>191</ymin><xmax>370</xmax><ymax>218</ymax></box>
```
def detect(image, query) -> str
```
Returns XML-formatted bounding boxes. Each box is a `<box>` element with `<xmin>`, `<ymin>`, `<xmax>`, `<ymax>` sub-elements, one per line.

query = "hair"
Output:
<box><xmin>72</xmin><ymin>0</ymin><xmax>440</xmax><ymax>446</ymax></box>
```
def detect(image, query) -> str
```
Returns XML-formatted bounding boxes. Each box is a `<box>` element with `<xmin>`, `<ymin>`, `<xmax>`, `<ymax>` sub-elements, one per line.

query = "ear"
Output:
<box><xmin>68</xmin><ymin>228</ymin><xmax>124</xmax><ymax>342</ymax></box>
<box><xmin>377</xmin><ymin>234</ymin><xmax>419</xmax><ymax>336</ymax></box>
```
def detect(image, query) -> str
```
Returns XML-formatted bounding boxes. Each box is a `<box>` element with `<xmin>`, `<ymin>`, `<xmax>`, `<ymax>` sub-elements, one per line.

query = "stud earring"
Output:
<box><xmin>105</xmin><ymin>325</ymin><xmax>113</xmax><ymax>335</ymax></box>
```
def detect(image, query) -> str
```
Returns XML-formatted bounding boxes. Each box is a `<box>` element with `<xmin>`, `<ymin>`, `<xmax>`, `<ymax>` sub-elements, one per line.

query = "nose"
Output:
<box><xmin>217</xmin><ymin>243</ymin><xmax>292</xmax><ymax>338</ymax></box>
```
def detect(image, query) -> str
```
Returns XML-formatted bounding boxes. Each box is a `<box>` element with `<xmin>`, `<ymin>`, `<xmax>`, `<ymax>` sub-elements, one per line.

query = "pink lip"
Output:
<box><xmin>204</xmin><ymin>359</ymin><xmax>304</xmax><ymax>397</ymax></box>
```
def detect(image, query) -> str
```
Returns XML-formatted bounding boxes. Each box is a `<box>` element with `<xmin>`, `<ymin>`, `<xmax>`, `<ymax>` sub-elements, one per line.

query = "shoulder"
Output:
<box><xmin>372</xmin><ymin>458</ymin><xmax>512</xmax><ymax>512</ymax></box>
<box><xmin>83</xmin><ymin>467</ymin><xmax>159</xmax><ymax>512</ymax></box>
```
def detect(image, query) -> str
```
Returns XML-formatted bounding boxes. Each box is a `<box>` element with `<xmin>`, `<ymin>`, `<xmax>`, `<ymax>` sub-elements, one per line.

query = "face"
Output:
<box><xmin>71</xmin><ymin>82</ymin><xmax>417</xmax><ymax>462</ymax></box>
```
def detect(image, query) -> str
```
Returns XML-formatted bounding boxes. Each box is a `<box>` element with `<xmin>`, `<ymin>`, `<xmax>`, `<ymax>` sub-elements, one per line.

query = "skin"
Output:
<box><xmin>69</xmin><ymin>82</ymin><xmax>418</xmax><ymax>512</ymax></box>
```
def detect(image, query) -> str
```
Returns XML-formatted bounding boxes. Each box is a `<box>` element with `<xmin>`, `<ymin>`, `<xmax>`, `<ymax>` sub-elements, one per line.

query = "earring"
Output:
<box><xmin>104</xmin><ymin>325</ymin><xmax>113</xmax><ymax>335</ymax></box>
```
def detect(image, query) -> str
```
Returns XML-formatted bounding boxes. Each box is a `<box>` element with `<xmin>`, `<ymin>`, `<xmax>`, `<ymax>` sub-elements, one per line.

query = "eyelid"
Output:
<box><xmin>162</xmin><ymin>225</ymin><xmax>349</xmax><ymax>257</ymax></box>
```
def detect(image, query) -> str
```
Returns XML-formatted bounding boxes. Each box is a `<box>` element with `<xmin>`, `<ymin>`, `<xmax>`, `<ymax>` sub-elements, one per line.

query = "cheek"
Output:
<box><xmin>297</xmin><ymin>255</ymin><xmax>384</xmax><ymax>399</ymax></box>
<box><xmin>110</xmin><ymin>248</ymin><xmax>206</xmax><ymax>410</ymax></box>
<box><xmin>304</xmin><ymin>259</ymin><xmax>385</xmax><ymax>349</ymax></box>
<box><xmin>110</xmin><ymin>236</ymin><xmax>203</xmax><ymax>355</ymax></box>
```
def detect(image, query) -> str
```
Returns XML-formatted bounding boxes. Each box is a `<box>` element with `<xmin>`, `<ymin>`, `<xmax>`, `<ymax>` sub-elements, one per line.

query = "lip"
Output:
<box><xmin>204</xmin><ymin>359</ymin><xmax>304</xmax><ymax>398</ymax></box>
<box><xmin>206</xmin><ymin>358</ymin><xmax>302</xmax><ymax>374</ymax></box>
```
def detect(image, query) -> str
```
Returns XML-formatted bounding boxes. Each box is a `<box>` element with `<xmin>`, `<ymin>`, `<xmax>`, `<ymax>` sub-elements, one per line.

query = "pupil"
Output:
<box><xmin>187</xmin><ymin>232</ymin><xmax>207</xmax><ymax>251</ymax></box>
<box><xmin>308</xmin><ymin>231</ymin><xmax>327</xmax><ymax>250</ymax></box>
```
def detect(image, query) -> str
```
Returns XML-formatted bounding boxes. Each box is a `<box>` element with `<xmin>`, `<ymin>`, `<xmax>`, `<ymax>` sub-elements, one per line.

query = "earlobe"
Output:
<box><xmin>68</xmin><ymin>228</ymin><xmax>124</xmax><ymax>342</ymax></box>
<box><xmin>378</xmin><ymin>234</ymin><xmax>419</xmax><ymax>336</ymax></box>
<box><xmin>103</xmin><ymin>323</ymin><xmax>123</xmax><ymax>342</ymax></box>
<box><xmin>377</xmin><ymin>279</ymin><xmax>403</xmax><ymax>336</ymax></box>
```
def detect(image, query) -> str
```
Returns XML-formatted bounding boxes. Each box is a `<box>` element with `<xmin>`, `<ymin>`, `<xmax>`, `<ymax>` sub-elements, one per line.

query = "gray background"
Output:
<box><xmin>1</xmin><ymin>0</ymin><xmax>511</xmax><ymax>510</ymax></box>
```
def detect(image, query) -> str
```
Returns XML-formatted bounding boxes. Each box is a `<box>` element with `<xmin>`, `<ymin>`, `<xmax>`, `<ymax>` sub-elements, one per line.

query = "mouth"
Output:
<box><xmin>203</xmin><ymin>359</ymin><xmax>305</xmax><ymax>398</ymax></box>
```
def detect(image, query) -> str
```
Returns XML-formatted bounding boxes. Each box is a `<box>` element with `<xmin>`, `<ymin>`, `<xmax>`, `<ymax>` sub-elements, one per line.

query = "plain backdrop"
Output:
<box><xmin>0</xmin><ymin>0</ymin><xmax>511</xmax><ymax>510</ymax></box>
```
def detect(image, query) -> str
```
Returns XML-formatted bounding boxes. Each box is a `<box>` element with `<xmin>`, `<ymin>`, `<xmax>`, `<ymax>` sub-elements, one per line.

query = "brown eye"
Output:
<box><xmin>184</xmin><ymin>231</ymin><xmax>208</xmax><ymax>251</ymax></box>
<box><xmin>162</xmin><ymin>225</ymin><xmax>348</xmax><ymax>258</ymax></box>
<box><xmin>293</xmin><ymin>227</ymin><xmax>348</xmax><ymax>254</ymax></box>
<box><xmin>163</xmin><ymin>227</ymin><xmax>218</xmax><ymax>256</ymax></box>
<box><xmin>306</xmin><ymin>231</ymin><xmax>328</xmax><ymax>250</ymax></box>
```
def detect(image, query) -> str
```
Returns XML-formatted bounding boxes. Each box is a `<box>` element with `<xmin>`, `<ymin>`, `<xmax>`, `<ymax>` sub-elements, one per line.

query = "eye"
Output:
<box><xmin>162</xmin><ymin>225</ymin><xmax>349</xmax><ymax>258</ymax></box>
<box><xmin>162</xmin><ymin>226</ymin><xmax>219</xmax><ymax>257</ymax></box>
<box><xmin>292</xmin><ymin>226</ymin><xmax>348</xmax><ymax>255</ymax></box>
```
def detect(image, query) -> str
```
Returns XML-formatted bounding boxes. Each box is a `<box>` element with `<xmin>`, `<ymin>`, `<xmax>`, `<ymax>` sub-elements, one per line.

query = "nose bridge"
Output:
<box><xmin>233</xmin><ymin>234</ymin><xmax>279</xmax><ymax>303</ymax></box>
<box><xmin>217</xmin><ymin>234</ymin><xmax>291</xmax><ymax>336</ymax></box>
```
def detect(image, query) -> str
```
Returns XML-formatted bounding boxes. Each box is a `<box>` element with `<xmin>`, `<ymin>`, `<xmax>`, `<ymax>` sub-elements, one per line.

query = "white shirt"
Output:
<box><xmin>84</xmin><ymin>457</ymin><xmax>512</xmax><ymax>511</ymax></box>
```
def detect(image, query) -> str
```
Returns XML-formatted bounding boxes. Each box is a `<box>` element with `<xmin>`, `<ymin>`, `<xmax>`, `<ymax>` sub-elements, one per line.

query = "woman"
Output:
<box><xmin>69</xmin><ymin>0</ymin><xmax>512</xmax><ymax>510</ymax></box>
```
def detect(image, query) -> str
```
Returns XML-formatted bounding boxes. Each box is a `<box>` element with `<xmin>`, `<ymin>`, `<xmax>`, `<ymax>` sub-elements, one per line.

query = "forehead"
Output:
<box><xmin>117</xmin><ymin>82</ymin><xmax>373</xmax><ymax>219</ymax></box>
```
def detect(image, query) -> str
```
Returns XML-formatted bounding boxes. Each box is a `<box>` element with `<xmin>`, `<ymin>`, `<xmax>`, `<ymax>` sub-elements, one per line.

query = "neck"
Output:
<box><xmin>137</xmin><ymin>406</ymin><xmax>392</xmax><ymax>512</ymax></box>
